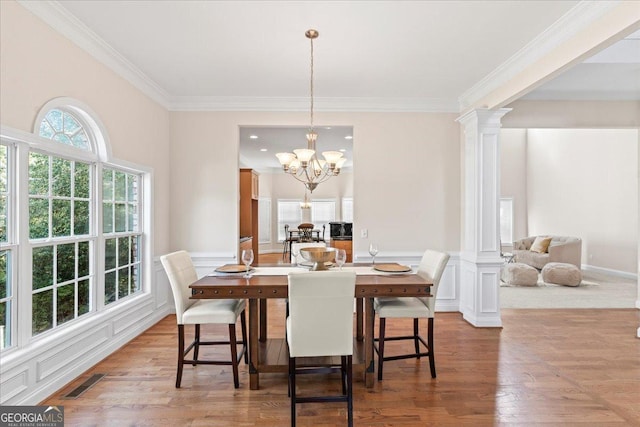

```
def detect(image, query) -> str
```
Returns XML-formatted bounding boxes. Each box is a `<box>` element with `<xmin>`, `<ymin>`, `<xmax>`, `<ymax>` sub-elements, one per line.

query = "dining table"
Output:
<box><xmin>189</xmin><ymin>264</ymin><xmax>432</xmax><ymax>390</ymax></box>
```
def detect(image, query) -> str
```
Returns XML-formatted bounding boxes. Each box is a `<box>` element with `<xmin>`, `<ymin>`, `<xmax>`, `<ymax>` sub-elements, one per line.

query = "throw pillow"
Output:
<box><xmin>530</xmin><ymin>236</ymin><xmax>552</xmax><ymax>253</ymax></box>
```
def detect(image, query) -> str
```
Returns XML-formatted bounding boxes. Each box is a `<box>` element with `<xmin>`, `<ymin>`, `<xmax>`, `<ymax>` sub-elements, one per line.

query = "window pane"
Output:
<box><xmin>127</xmin><ymin>175</ymin><xmax>137</xmax><ymax>202</ymax></box>
<box><xmin>105</xmin><ymin>238</ymin><xmax>116</xmax><ymax>270</ymax></box>
<box><xmin>32</xmin><ymin>246</ymin><xmax>53</xmax><ymax>290</ymax></box>
<box><xmin>46</xmin><ymin>110</ymin><xmax>63</xmax><ymax>132</ymax></box>
<box><xmin>118</xmin><ymin>236</ymin><xmax>129</xmax><ymax>266</ymax></box>
<box><xmin>0</xmin><ymin>251</ymin><xmax>7</xmax><ymax>299</ymax></box>
<box><xmin>0</xmin><ymin>300</ymin><xmax>8</xmax><ymax>350</ymax></box>
<box><xmin>105</xmin><ymin>271</ymin><xmax>116</xmax><ymax>304</ymax></box>
<box><xmin>32</xmin><ymin>289</ymin><xmax>53</xmax><ymax>335</ymax></box>
<box><xmin>0</xmin><ymin>145</ymin><xmax>7</xmax><ymax>193</ymax></box>
<box><xmin>78</xmin><ymin>279</ymin><xmax>90</xmax><ymax>316</ymax></box>
<box><xmin>78</xmin><ymin>241</ymin><xmax>90</xmax><ymax>278</ymax></box>
<box><xmin>75</xmin><ymin>163</ymin><xmax>90</xmax><ymax>198</ymax></box>
<box><xmin>103</xmin><ymin>170</ymin><xmax>114</xmax><ymax>201</ymax></box>
<box><xmin>63</xmin><ymin>112</ymin><xmax>80</xmax><ymax>134</ymax></box>
<box><xmin>29</xmin><ymin>152</ymin><xmax>49</xmax><ymax>195</ymax></box>
<box><xmin>277</xmin><ymin>200</ymin><xmax>302</xmax><ymax>241</ymax></box>
<box><xmin>118</xmin><ymin>267</ymin><xmax>129</xmax><ymax>298</ymax></box>
<box><xmin>131</xmin><ymin>264</ymin><xmax>140</xmax><ymax>293</ymax></box>
<box><xmin>127</xmin><ymin>203</ymin><xmax>137</xmax><ymax>232</ymax></box>
<box><xmin>74</xmin><ymin>200</ymin><xmax>90</xmax><ymax>235</ymax></box>
<box><xmin>114</xmin><ymin>203</ymin><xmax>126</xmax><ymax>232</ymax></box>
<box><xmin>29</xmin><ymin>198</ymin><xmax>49</xmax><ymax>239</ymax></box>
<box><xmin>103</xmin><ymin>202</ymin><xmax>113</xmax><ymax>233</ymax></box>
<box><xmin>52</xmin><ymin>158</ymin><xmax>71</xmax><ymax>197</ymax></box>
<box><xmin>52</xmin><ymin>199</ymin><xmax>71</xmax><ymax>237</ymax></box>
<box><xmin>39</xmin><ymin>121</ymin><xmax>54</xmax><ymax>139</ymax></box>
<box><xmin>56</xmin><ymin>283</ymin><xmax>75</xmax><ymax>325</ymax></box>
<box><xmin>0</xmin><ymin>196</ymin><xmax>6</xmax><ymax>242</ymax></box>
<box><xmin>132</xmin><ymin>235</ymin><xmax>140</xmax><ymax>263</ymax></box>
<box><xmin>56</xmin><ymin>243</ymin><xmax>75</xmax><ymax>284</ymax></box>
<box><xmin>500</xmin><ymin>199</ymin><xmax>514</xmax><ymax>244</ymax></box>
<box><xmin>115</xmin><ymin>172</ymin><xmax>126</xmax><ymax>201</ymax></box>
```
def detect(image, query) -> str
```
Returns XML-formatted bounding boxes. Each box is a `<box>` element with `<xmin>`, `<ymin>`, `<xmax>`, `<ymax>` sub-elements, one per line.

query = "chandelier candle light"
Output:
<box><xmin>276</xmin><ymin>29</ymin><xmax>347</xmax><ymax>193</ymax></box>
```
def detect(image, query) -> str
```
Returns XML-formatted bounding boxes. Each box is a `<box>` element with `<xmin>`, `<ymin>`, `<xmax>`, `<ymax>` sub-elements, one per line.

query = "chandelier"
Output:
<box><xmin>276</xmin><ymin>29</ymin><xmax>347</xmax><ymax>193</ymax></box>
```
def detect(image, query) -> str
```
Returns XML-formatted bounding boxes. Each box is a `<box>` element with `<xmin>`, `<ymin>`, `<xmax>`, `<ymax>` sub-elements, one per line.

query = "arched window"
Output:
<box><xmin>38</xmin><ymin>109</ymin><xmax>90</xmax><ymax>150</ymax></box>
<box><xmin>0</xmin><ymin>98</ymin><xmax>148</xmax><ymax>350</ymax></box>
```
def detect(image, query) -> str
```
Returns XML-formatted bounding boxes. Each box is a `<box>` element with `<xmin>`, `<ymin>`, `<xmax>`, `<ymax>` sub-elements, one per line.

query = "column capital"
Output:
<box><xmin>456</xmin><ymin>107</ymin><xmax>512</xmax><ymax>128</ymax></box>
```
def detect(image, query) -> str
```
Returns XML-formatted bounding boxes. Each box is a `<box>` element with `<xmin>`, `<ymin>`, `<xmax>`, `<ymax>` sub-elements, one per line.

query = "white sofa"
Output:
<box><xmin>513</xmin><ymin>236</ymin><xmax>582</xmax><ymax>270</ymax></box>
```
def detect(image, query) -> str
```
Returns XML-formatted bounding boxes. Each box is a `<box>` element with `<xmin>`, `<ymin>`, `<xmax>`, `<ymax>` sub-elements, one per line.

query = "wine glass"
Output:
<box><xmin>368</xmin><ymin>243</ymin><xmax>379</xmax><ymax>265</ymax></box>
<box><xmin>335</xmin><ymin>249</ymin><xmax>347</xmax><ymax>270</ymax></box>
<box><xmin>291</xmin><ymin>246</ymin><xmax>300</xmax><ymax>265</ymax></box>
<box><xmin>241</xmin><ymin>249</ymin><xmax>254</xmax><ymax>278</ymax></box>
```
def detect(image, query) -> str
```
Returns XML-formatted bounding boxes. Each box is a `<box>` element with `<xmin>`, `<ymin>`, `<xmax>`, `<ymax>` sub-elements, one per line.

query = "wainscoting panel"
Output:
<box><xmin>0</xmin><ymin>259</ymin><xmax>172</xmax><ymax>405</ymax></box>
<box><xmin>36</xmin><ymin>324</ymin><xmax>110</xmax><ymax>382</ymax></box>
<box><xmin>0</xmin><ymin>368</ymin><xmax>28</xmax><ymax>402</ymax></box>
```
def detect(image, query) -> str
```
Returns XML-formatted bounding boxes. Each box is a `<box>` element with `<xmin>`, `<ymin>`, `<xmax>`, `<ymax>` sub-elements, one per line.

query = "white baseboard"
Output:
<box><xmin>581</xmin><ymin>264</ymin><xmax>637</xmax><ymax>280</ymax></box>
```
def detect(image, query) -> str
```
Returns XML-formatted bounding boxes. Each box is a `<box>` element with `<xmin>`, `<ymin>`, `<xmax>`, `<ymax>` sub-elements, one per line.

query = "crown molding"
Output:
<box><xmin>167</xmin><ymin>96</ymin><xmax>460</xmax><ymax>113</ymax></box>
<box><xmin>458</xmin><ymin>1</ymin><xmax>619</xmax><ymax>110</ymax></box>
<box><xmin>17</xmin><ymin>0</ymin><xmax>171</xmax><ymax>108</ymax></box>
<box><xmin>17</xmin><ymin>1</ymin><xmax>459</xmax><ymax>114</ymax></box>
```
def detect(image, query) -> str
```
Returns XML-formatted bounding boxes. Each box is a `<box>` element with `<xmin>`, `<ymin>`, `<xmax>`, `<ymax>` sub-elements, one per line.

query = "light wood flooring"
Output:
<box><xmin>41</xmin><ymin>253</ymin><xmax>640</xmax><ymax>426</ymax></box>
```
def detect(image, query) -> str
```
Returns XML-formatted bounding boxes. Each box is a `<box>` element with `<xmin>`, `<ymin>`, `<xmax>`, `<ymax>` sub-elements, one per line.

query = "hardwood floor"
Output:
<box><xmin>41</xmin><ymin>254</ymin><xmax>640</xmax><ymax>425</ymax></box>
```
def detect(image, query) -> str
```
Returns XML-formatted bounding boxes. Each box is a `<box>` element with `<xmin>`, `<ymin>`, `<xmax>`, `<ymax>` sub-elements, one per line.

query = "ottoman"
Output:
<box><xmin>541</xmin><ymin>262</ymin><xmax>582</xmax><ymax>287</ymax></box>
<box><xmin>501</xmin><ymin>262</ymin><xmax>538</xmax><ymax>286</ymax></box>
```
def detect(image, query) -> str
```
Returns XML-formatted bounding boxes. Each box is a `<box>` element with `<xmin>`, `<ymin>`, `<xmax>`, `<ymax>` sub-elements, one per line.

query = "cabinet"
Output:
<box><xmin>330</xmin><ymin>239</ymin><xmax>353</xmax><ymax>263</ymax></box>
<box><xmin>239</xmin><ymin>169</ymin><xmax>259</xmax><ymax>263</ymax></box>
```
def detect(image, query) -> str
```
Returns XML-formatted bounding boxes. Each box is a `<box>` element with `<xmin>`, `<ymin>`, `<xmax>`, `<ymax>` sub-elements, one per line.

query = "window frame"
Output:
<box><xmin>500</xmin><ymin>197</ymin><xmax>514</xmax><ymax>245</ymax></box>
<box><xmin>0</xmin><ymin>142</ymin><xmax>16</xmax><ymax>350</ymax></box>
<box><xmin>0</xmin><ymin>98</ymin><xmax>152</xmax><ymax>352</ymax></box>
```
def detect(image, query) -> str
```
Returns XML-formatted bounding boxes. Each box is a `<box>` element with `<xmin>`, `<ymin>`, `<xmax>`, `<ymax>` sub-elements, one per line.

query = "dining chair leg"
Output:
<box><xmin>240</xmin><ymin>310</ymin><xmax>248</xmax><ymax>364</ymax></box>
<box><xmin>428</xmin><ymin>317</ymin><xmax>436</xmax><ymax>378</ymax></box>
<box><xmin>347</xmin><ymin>355</ymin><xmax>353</xmax><ymax>427</ymax></box>
<box><xmin>289</xmin><ymin>356</ymin><xmax>296</xmax><ymax>427</ymax></box>
<box><xmin>229</xmin><ymin>324</ymin><xmax>240</xmax><ymax>389</ymax></box>
<box><xmin>176</xmin><ymin>324</ymin><xmax>185</xmax><ymax>388</ymax></box>
<box><xmin>377</xmin><ymin>317</ymin><xmax>386</xmax><ymax>381</ymax></box>
<box><xmin>341</xmin><ymin>356</ymin><xmax>347</xmax><ymax>395</ymax></box>
<box><xmin>413</xmin><ymin>318</ymin><xmax>421</xmax><ymax>359</ymax></box>
<box><xmin>193</xmin><ymin>324</ymin><xmax>200</xmax><ymax>365</ymax></box>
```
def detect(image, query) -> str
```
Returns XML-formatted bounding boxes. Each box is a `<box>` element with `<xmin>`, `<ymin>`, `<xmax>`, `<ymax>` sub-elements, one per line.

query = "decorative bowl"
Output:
<box><xmin>299</xmin><ymin>247</ymin><xmax>337</xmax><ymax>271</ymax></box>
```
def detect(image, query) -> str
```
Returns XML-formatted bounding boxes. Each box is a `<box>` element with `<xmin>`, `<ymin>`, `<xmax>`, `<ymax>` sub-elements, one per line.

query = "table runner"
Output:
<box><xmin>209</xmin><ymin>265</ymin><xmax>415</xmax><ymax>277</ymax></box>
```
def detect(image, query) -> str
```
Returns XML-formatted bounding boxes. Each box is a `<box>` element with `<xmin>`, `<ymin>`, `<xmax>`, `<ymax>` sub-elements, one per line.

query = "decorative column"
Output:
<box><xmin>457</xmin><ymin>108</ymin><xmax>511</xmax><ymax>327</ymax></box>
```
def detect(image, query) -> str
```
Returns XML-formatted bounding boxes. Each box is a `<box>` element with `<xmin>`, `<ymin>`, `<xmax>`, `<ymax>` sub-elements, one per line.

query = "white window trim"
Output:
<box><xmin>0</xmin><ymin>121</ymin><xmax>153</xmax><ymax>351</ymax></box>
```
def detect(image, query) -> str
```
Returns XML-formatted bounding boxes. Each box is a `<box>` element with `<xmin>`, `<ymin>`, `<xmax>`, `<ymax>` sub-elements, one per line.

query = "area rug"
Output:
<box><xmin>499</xmin><ymin>270</ymin><xmax>637</xmax><ymax>309</ymax></box>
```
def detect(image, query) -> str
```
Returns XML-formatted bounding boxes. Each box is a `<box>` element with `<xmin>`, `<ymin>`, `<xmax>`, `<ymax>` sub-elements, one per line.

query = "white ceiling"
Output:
<box><xmin>19</xmin><ymin>1</ymin><xmax>638</xmax><ymax>169</ymax></box>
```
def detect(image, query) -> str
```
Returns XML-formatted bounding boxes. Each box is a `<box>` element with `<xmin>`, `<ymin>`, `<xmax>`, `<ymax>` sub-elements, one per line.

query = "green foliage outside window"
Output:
<box><xmin>0</xmin><ymin>251</ymin><xmax>10</xmax><ymax>349</ymax></box>
<box><xmin>39</xmin><ymin>109</ymin><xmax>90</xmax><ymax>150</ymax></box>
<box><xmin>0</xmin><ymin>145</ymin><xmax>7</xmax><ymax>242</ymax></box>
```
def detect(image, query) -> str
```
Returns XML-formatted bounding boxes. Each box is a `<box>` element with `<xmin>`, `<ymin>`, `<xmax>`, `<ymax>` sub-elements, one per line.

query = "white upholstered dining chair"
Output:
<box><xmin>160</xmin><ymin>250</ymin><xmax>247</xmax><ymax>388</ymax></box>
<box><xmin>287</xmin><ymin>271</ymin><xmax>357</xmax><ymax>427</ymax></box>
<box><xmin>373</xmin><ymin>249</ymin><xmax>450</xmax><ymax>380</ymax></box>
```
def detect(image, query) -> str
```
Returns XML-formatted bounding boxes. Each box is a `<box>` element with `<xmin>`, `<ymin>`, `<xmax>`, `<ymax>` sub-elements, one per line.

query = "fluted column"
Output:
<box><xmin>457</xmin><ymin>108</ymin><xmax>511</xmax><ymax>327</ymax></box>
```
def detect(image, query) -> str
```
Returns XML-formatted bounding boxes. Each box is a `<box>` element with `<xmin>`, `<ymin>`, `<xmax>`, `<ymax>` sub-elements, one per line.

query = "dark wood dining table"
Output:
<box><xmin>189</xmin><ymin>264</ymin><xmax>432</xmax><ymax>390</ymax></box>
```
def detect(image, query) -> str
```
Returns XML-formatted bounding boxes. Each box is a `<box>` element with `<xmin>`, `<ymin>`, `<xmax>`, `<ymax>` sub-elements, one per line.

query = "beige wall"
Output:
<box><xmin>504</xmin><ymin>100</ymin><xmax>640</xmax><ymax>129</ymax></box>
<box><xmin>525</xmin><ymin>129</ymin><xmax>638</xmax><ymax>273</ymax></box>
<box><xmin>0</xmin><ymin>1</ymin><xmax>172</xmax><ymax>254</ymax></box>
<box><xmin>500</xmin><ymin>129</ymin><xmax>528</xmax><ymax>242</ymax></box>
<box><xmin>169</xmin><ymin>111</ymin><xmax>461</xmax><ymax>259</ymax></box>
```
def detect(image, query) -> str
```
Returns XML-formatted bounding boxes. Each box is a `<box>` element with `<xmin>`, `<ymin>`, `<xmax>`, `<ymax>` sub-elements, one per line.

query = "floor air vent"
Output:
<box><xmin>64</xmin><ymin>373</ymin><xmax>106</xmax><ymax>399</ymax></box>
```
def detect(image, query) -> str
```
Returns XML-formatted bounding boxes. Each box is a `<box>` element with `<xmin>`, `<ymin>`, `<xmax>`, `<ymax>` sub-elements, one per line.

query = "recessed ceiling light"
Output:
<box><xmin>344</xmin><ymin>136</ymin><xmax>353</xmax><ymax>140</ymax></box>
<box><xmin>339</xmin><ymin>149</ymin><xmax>346</xmax><ymax>152</ymax></box>
<box><xmin>249</xmin><ymin>135</ymin><xmax>258</xmax><ymax>139</ymax></box>
<box><xmin>260</xmin><ymin>148</ymin><xmax>268</xmax><ymax>152</ymax></box>
<box><xmin>325</xmin><ymin>127</ymin><xmax>332</xmax><ymax>129</ymax></box>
